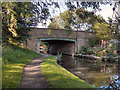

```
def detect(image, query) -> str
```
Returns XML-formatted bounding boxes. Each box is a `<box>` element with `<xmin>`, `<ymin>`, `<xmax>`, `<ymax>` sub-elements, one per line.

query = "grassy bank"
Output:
<box><xmin>41</xmin><ymin>56</ymin><xmax>94</xmax><ymax>88</ymax></box>
<box><xmin>2</xmin><ymin>45</ymin><xmax>41</xmax><ymax>88</ymax></box>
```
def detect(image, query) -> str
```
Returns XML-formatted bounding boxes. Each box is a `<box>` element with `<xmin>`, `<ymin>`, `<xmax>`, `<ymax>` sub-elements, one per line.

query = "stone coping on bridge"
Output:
<box><xmin>38</xmin><ymin>38</ymin><xmax>76</xmax><ymax>42</ymax></box>
<box><xmin>30</xmin><ymin>27</ymin><xmax>95</xmax><ymax>33</ymax></box>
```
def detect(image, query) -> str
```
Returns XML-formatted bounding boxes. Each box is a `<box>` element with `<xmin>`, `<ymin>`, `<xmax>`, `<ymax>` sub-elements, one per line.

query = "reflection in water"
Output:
<box><xmin>61</xmin><ymin>55</ymin><xmax>120</xmax><ymax>88</ymax></box>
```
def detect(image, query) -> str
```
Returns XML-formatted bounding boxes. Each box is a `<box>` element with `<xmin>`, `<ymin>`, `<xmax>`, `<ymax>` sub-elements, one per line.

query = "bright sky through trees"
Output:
<box><xmin>95</xmin><ymin>4</ymin><xmax>113</xmax><ymax>21</ymax></box>
<box><xmin>37</xmin><ymin>3</ymin><xmax>114</xmax><ymax>28</ymax></box>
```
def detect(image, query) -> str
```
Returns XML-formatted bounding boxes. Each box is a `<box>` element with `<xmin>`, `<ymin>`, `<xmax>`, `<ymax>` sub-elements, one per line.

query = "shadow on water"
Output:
<box><xmin>60</xmin><ymin>55</ymin><xmax>120</xmax><ymax>88</ymax></box>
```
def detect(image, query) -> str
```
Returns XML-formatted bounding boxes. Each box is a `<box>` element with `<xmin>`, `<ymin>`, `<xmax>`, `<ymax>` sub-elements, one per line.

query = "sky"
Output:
<box><xmin>37</xmin><ymin>3</ymin><xmax>114</xmax><ymax>28</ymax></box>
<box><xmin>95</xmin><ymin>4</ymin><xmax>113</xmax><ymax>21</ymax></box>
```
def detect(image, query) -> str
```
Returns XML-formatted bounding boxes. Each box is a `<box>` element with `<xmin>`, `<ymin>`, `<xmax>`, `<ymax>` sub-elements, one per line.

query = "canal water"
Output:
<box><xmin>61</xmin><ymin>55</ymin><xmax>120</xmax><ymax>88</ymax></box>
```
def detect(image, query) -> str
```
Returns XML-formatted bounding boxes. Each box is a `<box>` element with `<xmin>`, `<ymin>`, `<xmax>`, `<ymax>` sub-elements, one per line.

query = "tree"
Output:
<box><xmin>92</xmin><ymin>22</ymin><xmax>112</xmax><ymax>41</ymax></box>
<box><xmin>48</xmin><ymin>16</ymin><xmax>62</xmax><ymax>29</ymax></box>
<box><xmin>107</xmin><ymin>17</ymin><xmax>120</xmax><ymax>40</ymax></box>
<box><xmin>48</xmin><ymin>8</ymin><xmax>105</xmax><ymax>52</ymax></box>
<box><xmin>2</xmin><ymin>2</ymin><xmax>45</xmax><ymax>45</ymax></box>
<box><xmin>2</xmin><ymin>1</ymin><xmax>119</xmax><ymax>45</ymax></box>
<box><xmin>48</xmin><ymin>8</ymin><xmax>104</xmax><ymax>31</ymax></box>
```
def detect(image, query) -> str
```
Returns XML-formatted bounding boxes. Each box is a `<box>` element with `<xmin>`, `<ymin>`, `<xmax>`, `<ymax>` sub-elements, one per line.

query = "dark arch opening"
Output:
<box><xmin>40</xmin><ymin>40</ymin><xmax>75</xmax><ymax>55</ymax></box>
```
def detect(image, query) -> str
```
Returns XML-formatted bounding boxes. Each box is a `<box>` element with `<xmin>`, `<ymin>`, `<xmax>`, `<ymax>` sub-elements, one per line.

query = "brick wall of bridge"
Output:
<box><xmin>26</xmin><ymin>28</ymin><xmax>94</xmax><ymax>55</ymax></box>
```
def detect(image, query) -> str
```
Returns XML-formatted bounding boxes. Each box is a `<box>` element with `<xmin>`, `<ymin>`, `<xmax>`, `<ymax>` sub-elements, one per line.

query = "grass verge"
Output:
<box><xmin>2</xmin><ymin>45</ymin><xmax>41</xmax><ymax>88</ymax></box>
<box><xmin>41</xmin><ymin>56</ymin><xmax>94</xmax><ymax>88</ymax></box>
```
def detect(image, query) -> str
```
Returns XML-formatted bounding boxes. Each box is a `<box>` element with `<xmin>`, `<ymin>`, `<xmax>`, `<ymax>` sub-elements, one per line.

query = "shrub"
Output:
<box><xmin>86</xmin><ymin>48</ymin><xmax>94</xmax><ymax>54</ymax></box>
<box><xmin>80</xmin><ymin>46</ymin><xmax>94</xmax><ymax>55</ymax></box>
<box><xmin>97</xmin><ymin>53</ymin><xmax>102</xmax><ymax>57</ymax></box>
<box><xmin>108</xmin><ymin>56</ymin><xmax>115</xmax><ymax>62</ymax></box>
<box><xmin>56</xmin><ymin>52</ymin><xmax>62</xmax><ymax>62</ymax></box>
<box><xmin>80</xmin><ymin>51</ymin><xmax>86</xmax><ymax>54</ymax></box>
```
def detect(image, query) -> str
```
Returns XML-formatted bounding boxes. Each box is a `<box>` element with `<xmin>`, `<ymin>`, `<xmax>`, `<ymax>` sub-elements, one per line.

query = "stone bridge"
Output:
<box><xmin>25</xmin><ymin>28</ymin><xmax>94</xmax><ymax>55</ymax></box>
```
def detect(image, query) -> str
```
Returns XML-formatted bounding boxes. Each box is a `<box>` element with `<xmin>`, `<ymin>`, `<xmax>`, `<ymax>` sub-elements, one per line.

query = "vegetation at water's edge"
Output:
<box><xmin>2</xmin><ymin>45</ymin><xmax>41</xmax><ymax>88</ymax></box>
<box><xmin>41</xmin><ymin>56</ymin><xmax>94</xmax><ymax>88</ymax></box>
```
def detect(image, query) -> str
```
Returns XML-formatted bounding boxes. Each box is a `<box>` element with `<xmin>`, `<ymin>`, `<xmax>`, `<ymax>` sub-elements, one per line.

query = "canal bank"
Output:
<box><xmin>60</xmin><ymin>55</ymin><xmax>120</xmax><ymax>88</ymax></box>
<box><xmin>75</xmin><ymin>54</ymin><xmax>120</xmax><ymax>62</ymax></box>
<box><xmin>40</xmin><ymin>55</ymin><xmax>94</xmax><ymax>88</ymax></box>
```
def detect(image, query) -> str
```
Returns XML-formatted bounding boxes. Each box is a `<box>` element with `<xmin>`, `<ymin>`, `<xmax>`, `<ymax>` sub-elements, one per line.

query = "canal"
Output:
<box><xmin>61</xmin><ymin>55</ymin><xmax>120</xmax><ymax>88</ymax></box>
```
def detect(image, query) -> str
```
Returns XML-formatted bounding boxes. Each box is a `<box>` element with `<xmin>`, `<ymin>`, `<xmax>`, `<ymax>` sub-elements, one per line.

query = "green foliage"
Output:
<box><xmin>109</xmin><ymin>41</ymin><xmax>116</xmax><ymax>50</ymax></box>
<box><xmin>2</xmin><ymin>2</ymin><xmax>41</xmax><ymax>45</ymax></box>
<box><xmin>80</xmin><ymin>46</ymin><xmax>88</xmax><ymax>52</ymax></box>
<box><xmin>106</xmin><ymin>49</ymin><xmax>111</xmax><ymax>55</ymax></box>
<box><xmin>41</xmin><ymin>56</ymin><xmax>94</xmax><ymax>88</ymax></box>
<box><xmin>56</xmin><ymin>52</ymin><xmax>62</xmax><ymax>62</ymax></box>
<box><xmin>108</xmin><ymin>56</ymin><xmax>115</xmax><ymax>61</ymax></box>
<box><xmin>48</xmin><ymin>16</ymin><xmax>62</xmax><ymax>29</ymax></box>
<box><xmin>80</xmin><ymin>51</ymin><xmax>86</xmax><ymax>54</ymax></box>
<box><xmin>92</xmin><ymin>22</ymin><xmax>112</xmax><ymax>40</ymax></box>
<box><xmin>48</xmin><ymin>8</ymin><xmax>103</xmax><ymax>33</ymax></box>
<box><xmin>60</xmin><ymin>10</ymin><xmax>74</xmax><ymax>30</ymax></box>
<box><xmin>2</xmin><ymin>45</ymin><xmax>41</xmax><ymax>88</ymax></box>
<box><xmin>97</xmin><ymin>53</ymin><xmax>102</xmax><ymax>57</ymax></box>
<box><xmin>86</xmin><ymin>48</ymin><xmax>94</xmax><ymax>54</ymax></box>
<box><xmin>96</xmin><ymin>42</ymin><xmax>117</xmax><ymax>61</ymax></box>
<box><xmin>80</xmin><ymin>46</ymin><xmax>94</xmax><ymax>54</ymax></box>
<box><xmin>108</xmin><ymin>17</ymin><xmax>120</xmax><ymax>40</ymax></box>
<box><xmin>88</xmin><ymin>38</ymin><xmax>100</xmax><ymax>47</ymax></box>
<box><xmin>3</xmin><ymin>45</ymin><xmax>40</xmax><ymax>64</ymax></box>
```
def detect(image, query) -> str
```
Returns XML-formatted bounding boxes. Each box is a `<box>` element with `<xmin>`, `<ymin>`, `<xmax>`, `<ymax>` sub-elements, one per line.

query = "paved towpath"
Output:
<box><xmin>19</xmin><ymin>54</ymin><xmax>54</xmax><ymax>88</ymax></box>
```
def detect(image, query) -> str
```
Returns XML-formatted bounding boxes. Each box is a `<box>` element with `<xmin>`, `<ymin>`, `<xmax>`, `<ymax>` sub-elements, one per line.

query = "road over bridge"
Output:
<box><xmin>25</xmin><ymin>28</ymin><xmax>94</xmax><ymax>55</ymax></box>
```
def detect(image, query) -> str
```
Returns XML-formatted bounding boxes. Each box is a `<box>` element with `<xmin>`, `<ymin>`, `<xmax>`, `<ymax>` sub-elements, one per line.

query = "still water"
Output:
<box><xmin>61</xmin><ymin>55</ymin><xmax>120</xmax><ymax>88</ymax></box>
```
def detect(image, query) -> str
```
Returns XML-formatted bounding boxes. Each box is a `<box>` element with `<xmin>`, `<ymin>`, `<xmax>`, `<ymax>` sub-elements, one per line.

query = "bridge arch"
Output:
<box><xmin>37</xmin><ymin>38</ymin><xmax>76</xmax><ymax>55</ymax></box>
<box><xmin>26</xmin><ymin>28</ymin><xmax>94</xmax><ymax>55</ymax></box>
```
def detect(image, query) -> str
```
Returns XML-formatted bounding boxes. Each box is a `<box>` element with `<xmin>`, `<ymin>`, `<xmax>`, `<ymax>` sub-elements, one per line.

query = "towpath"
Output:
<box><xmin>19</xmin><ymin>54</ymin><xmax>54</xmax><ymax>88</ymax></box>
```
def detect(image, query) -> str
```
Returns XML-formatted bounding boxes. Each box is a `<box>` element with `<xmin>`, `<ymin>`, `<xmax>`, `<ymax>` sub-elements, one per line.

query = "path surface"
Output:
<box><xmin>19</xmin><ymin>54</ymin><xmax>53</xmax><ymax>88</ymax></box>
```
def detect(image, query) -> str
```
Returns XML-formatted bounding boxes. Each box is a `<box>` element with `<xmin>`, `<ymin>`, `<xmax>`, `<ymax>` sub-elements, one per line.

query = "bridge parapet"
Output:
<box><xmin>26</xmin><ymin>28</ymin><xmax>94</xmax><ymax>54</ymax></box>
<box><xmin>29</xmin><ymin>28</ymin><xmax>76</xmax><ymax>39</ymax></box>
